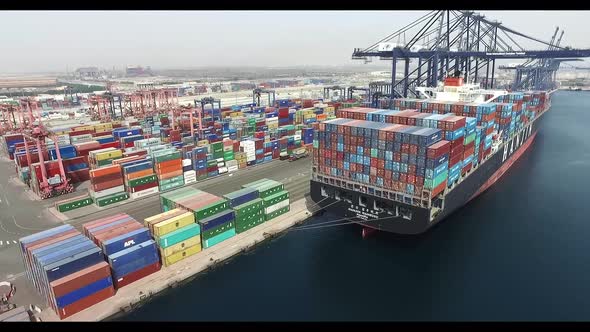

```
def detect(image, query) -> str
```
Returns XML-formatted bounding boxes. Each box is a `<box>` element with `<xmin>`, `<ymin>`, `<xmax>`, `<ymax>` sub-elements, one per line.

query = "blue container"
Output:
<box><xmin>111</xmin><ymin>250</ymin><xmax>160</xmax><ymax>280</ymax></box>
<box><xmin>108</xmin><ymin>240</ymin><xmax>157</xmax><ymax>269</ymax></box>
<box><xmin>33</xmin><ymin>236</ymin><xmax>89</xmax><ymax>262</ymax></box>
<box><xmin>426</xmin><ymin>154</ymin><xmax>449</xmax><ymax>169</ymax></box>
<box><xmin>223</xmin><ymin>188</ymin><xmax>259</xmax><ymax>208</ymax></box>
<box><xmin>122</xmin><ymin>161</ymin><xmax>152</xmax><ymax>174</ymax></box>
<box><xmin>96</xmin><ymin>136</ymin><xmax>115</xmax><ymax>144</ymax></box>
<box><xmin>199</xmin><ymin>210</ymin><xmax>235</xmax><ymax>232</ymax></box>
<box><xmin>101</xmin><ymin>228</ymin><xmax>152</xmax><ymax>256</ymax></box>
<box><xmin>55</xmin><ymin>276</ymin><xmax>113</xmax><ymax>308</ymax></box>
<box><xmin>208</xmin><ymin>171</ymin><xmax>219</xmax><ymax>177</ymax></box>
<box><xmin>44</xmin><ymin>248</ymin><xmax>104</xmax><ymax>282</ymax></box>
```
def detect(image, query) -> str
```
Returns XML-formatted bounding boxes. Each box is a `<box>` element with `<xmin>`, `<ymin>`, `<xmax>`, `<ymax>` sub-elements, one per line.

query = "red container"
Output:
<box><xmin>56</xmin><ymin>285</ymin><xmax>115</xmax><ymax>320</ymax></box>
<box><xmin>94</xmin><ymin>223</ymin><xmax>144</xmax><ymax>246</ymax></box>
<box><xmin>92</xmin><ymin>178</ymin><xmax>124</xmax><ymax>192</ymax></box>
<box><xmin>82</xmin><ymin>214</ymin><xmax>128</xmax><ymax>236</ymax></box>
<box><xmin>67</xmin><ymin>169</ymin><xmax>90</xmax><ymax>183</ymax></box>
<box><xmin>91</xmin><ymin>220</ymin><xmax>141</xmax><ymax>244</ymax></box>
<box><xmin>124</xmin><ymin>150</ymin><xmax>148</xmax><ymax>158</ymax></box>
<box><xmin>449</xmin><ymin>153</ymin><xmax>462</xmax><ymax>168</ymax></box>
<box><xmin>50</xmin><ymin>262</ymin><xmax>111</xmax><ymax>299</ymax></box>
<box><xmin>427</xmin><ymin>140</ymin><xmax>450</xmax><ymax>159</ymax></box>
<box><xmin>129</xmin><ymin>181</ymin><xmax>158</xmax><ymax>193</ymax></box>
<box><xmin>99</xmin><ymin>142</ymin><xmax>120</xmax><ymax>150</ymax></box>
<box><xmin>93</xmin><ymin>131</ymin><xmax>112</xmax><ymax>137</ymax></box>
<box><xmin>431</xmin><ymin>180</ymin><xmax>447</xmax><ymax>197</ymax></box>
<box><xmin>464</xmin><ymin>141</ymin><xmax>475</xmax><ymax>151</ymax></box>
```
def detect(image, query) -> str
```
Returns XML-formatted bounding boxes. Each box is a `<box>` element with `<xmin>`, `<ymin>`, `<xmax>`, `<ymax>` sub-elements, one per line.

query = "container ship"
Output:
<box><xmin>309</xmin><ymin>77</ymin><xmax>553</xmax><ymax>235</ymax></box>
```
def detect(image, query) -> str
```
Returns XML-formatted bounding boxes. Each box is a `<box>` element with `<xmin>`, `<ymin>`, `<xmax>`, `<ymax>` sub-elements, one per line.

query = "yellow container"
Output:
<box><xmin>197</xmin><ymin>140</ymin><xmax>209</xmax><ymax>146</ymax></box>
<box><xmin>162</xmin><ymin>243</ymin><xmax>202</xmax><ymax>267</ymax></box>
<box><xmin>74</xmin><ymin>125</ymin><xmax>94</xmax><ymax>132</ymax></box>
<box><xmin>96</xmin><ymin>150</ymin><xmax>123</xmax><ymax>161</ymax></box>
<box><xmin>153</xmin><ymin>212</ymin><xmax>194</xmax><ymax>237</ymax></box>
<box><xmin>144</xmin><ymin>208</ymin><xmax>185</xmax><ymax>234</ymax></box>
<box><xmin>160</xmin><ymin>235</ymin><xmax>201</xmax><ymax>257</ymax></box>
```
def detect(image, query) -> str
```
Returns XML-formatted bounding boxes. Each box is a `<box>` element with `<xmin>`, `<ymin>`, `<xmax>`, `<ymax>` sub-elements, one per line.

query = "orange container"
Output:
<box><xmin>156</xmin><ymin>164</ymin><xmax>182</xmax><ymax>174</ymax></box>
<box><xmin>157</xmin><ymin>169</ymin><xmax>183</xmax><ymax>180</ymax></box>
<box><xmin>156</xmin><ymin>159</ymin><xmax>182</xmax><ymax>169</ymax></box>
<box><xmin>126</xmin><ymin>169</ymin><xmax>154</xmax><ymax>180</ymax></box>
<box><xmin>89</xmin><ymin>165</ymin><xmax>121</xmax><ymax>178</ymax></box>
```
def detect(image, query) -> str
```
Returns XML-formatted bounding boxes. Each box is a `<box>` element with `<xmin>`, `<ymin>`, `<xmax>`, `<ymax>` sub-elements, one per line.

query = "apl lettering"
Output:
<box><xmin>124</xmin><ymin>239</ymin><xmax>135</xmax><ymax>247</ymax></box>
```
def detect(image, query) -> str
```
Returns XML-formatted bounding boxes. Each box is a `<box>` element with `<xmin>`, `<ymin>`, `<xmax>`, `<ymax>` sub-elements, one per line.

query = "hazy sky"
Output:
<box><xmin>1</xmin><ymin>11</ymin><xmax>589</xmax><ymax>73</ymax></box>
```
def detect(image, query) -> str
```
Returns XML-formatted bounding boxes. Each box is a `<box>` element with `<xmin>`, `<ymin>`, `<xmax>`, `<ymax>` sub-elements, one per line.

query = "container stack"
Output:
<box><xmin>18</xmin><ymin>225</ymin><xmax>115</xmax><ymax>320</ymax></box>
<box><xmin>152</xmin><ymin>149</ymin><xmax>184</xmax><ymax>191</ymax></box>
<box><xmin>82</xmin><ymin>214</ymin><xmax>160</xmax><ymax>289</ymax></box>
<box><xmin>144</xmin><ymin>209</ymin><xmax>201</xmax><ymax>267</ymax></box>
<box><xmin>239</xmin><ymin>140</ymin><xmax>256</xmax><ymax>165</ymax></box>
<box><xmin>88</xmin><ymin>148</ymin><xmax>123</xmax><ymax>169</ymax></box>
<box><xmin>224</xmin><ymin>187</ymin><xmax>264</xmax><ymax>233</ymax></box>
<box><xmin>242</xmin><ymin>179</ymin><xmax>289</xmax><ymax>221</ymax></box>
<box><xmin>461</xmin><ymin>117</ymin><xmax>478</xmax><ymax>176</ymax></box>
<box><xmin>121</xmin><ymin>158</ymin><xmax>159</xmax><ymax>199</ymax></box>
<box><xmin>160</xmin><ymin>187</ymin><xmax>234</xmax><ymax>249</ymax></box>
<box><xmin>191</xmin><ymin>146</ymin><xmax>208</xmax><ymax>181</ymax></box>
<box><xmin>89</xmin><ymin>165</ymin><xmax>128</xmax><ymax>207</ymax></box>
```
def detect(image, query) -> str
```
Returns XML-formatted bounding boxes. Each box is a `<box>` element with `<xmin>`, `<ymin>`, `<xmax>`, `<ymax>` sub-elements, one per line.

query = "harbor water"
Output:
<box><xmin>119</xmin><ymin>91</ymin><xmax>590</xmax><ymax>321</ymax></box>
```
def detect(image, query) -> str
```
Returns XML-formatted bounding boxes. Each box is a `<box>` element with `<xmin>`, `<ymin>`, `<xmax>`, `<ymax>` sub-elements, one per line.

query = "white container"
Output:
<box><xmin>218</xmin><ymin>166</ymin><xmax>228</xmax><ymax>174</ymax></box>
<box><xmin>264</xmin><ymin>199</ymin><xmax>290</xmax><ymax>214</ymax></box>
<box><xmin>182</xmin><ymin>159</ymin><xmax>192</xmax><ymax>167</ymax></box>
<box><xmin>227</xmin><ymin>165</ymin><xmax>239</xmax><ymax>172</ymax></box>
<box><xmin>90</xmin><ymin>185</ymin><xmax>125</xmax><ymax>199</ymax></box>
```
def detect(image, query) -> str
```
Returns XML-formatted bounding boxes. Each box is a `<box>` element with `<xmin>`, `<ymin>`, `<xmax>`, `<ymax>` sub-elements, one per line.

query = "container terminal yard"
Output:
<box><xmin>2</xmin><ymin>10</ymin><xmax>590</xmax><ymax>322</ymax></box>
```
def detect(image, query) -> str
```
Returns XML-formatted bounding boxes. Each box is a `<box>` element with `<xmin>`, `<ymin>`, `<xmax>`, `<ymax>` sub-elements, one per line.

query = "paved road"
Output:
<box><xmin>0</xmin><ymin>154</ymin><xmax>312</xmax><ymax>308</ymax></box>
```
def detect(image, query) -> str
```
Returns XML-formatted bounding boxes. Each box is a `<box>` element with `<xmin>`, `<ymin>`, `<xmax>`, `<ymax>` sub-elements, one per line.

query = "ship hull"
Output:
<box><xmin>309</xmin><ymin>105</ymin><xmax>548</xmax><ymax>235</ymax></box>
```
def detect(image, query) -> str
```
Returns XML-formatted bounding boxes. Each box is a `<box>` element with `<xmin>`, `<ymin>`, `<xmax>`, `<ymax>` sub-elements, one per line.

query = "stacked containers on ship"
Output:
<box><xmin>224</xmin><ymin>187</ymin><xmax>263</xmax><ymax>233</ymax></box>
<box><xmin>242</xmin><ymin>179</ymin><xmax>289</xmax><ymax>221</ymax></box>
<box><xmin>18</xmin><ymin>225</ymin><xmax>115</xmax><ymax>320</ymax></box>
<box><xmin>153</xmin><ymin>148</ymin><xmax>184</xmax><ymax>191</ymax></box>
<box><xmin>145</xmin><ymin>207</ymin><xmax>201</xmax><ymax>267</ymax></box>
<box><xmin>495</xmin><ymin>103</ymin><xmax>514</xmax><ymax>140</ymax></box>
<box><xmin>121</xmin><ymin>157</ymin><xmax>159</xmax><ymax>199</ymax></box>
<box><xmin>461</xmin><ymin>117</ymin><xmax>477</xmax><ymax>175</ymax></box>
<box><xmin>89</xmin><ymin>165</ymin><xmax>128</xmax><ymax>207</ymax></box>
<box><xmin>82</xmin><ymin>214</ymin><xmax>160</xmax><ymax>289</ymax></box>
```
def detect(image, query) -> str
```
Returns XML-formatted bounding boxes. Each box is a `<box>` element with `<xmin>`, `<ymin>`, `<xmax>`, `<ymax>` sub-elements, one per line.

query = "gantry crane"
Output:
<box><xmin>347</xmin><ymin>86</ymin><xmax>371</xmax><ymax>102</ymax></box>
<box><xmin>323</xmin><ymin>86</ymin><xmax>346</xmax><ymax>101</ymax></box>
<box><xmin>21</xmin><ymin>99</ymin><xmax>72</xmax><ymax>199</ymax></box>
<box><xmin>252</xmin><ymin>88</ymin><xmax>276</xmax><ymax>107</ymax></box>
<box><xmin>351</xmin><ymin>10</ymin><xmax>590</xmax><ymax>105</ymax></box>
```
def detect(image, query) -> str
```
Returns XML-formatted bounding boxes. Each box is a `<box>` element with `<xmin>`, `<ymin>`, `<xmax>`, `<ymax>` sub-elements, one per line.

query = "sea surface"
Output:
<box><xmin>119</xmin><ymin>91</ymin><xmax>590</xmax><ymax>321</ymax></box>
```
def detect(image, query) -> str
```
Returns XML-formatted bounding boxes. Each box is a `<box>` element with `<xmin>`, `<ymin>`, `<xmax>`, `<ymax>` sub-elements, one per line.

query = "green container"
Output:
<box><xmin>157</xmin><ymin>223</ymin><xmax>201</xmax><ymax>248</ymax></box>
<box><xmin>207</xmin><ymin>159</ymin><xmax>218</xmax><ymax>167</ymax></box>
<box><xmin>202</xmin><ymin>227</ymin><xmax>236</xmax><ymax>249</ymax></box>
<box><xmin>202</xmin><ymin>221</ymin><xmax>235</xmax><ymax>240</ymax></box>
<box><xmin>264</xmin><ymin>205</ymin><xmax>290</xmax><ymax>221</ymax></box>
<box><xmin>96</xmin><ymin>192</ymin><xmax>129</xmax><ymax>207</ymax></box>
<box><xmin>424</xmin><ymin>171</ymin><xmax>448</xmax><ymax>189</ymax></box>
<box><xmin>56</xmin><ymin>196</ymin><xmax>93</xmax><ymax>212</ymax></box>
<box><xmin>464</xmin><ymin>133</ymin><xmax>476</xmax><ymax>145</ymax></box>
<box><xmin>160</xmin><ymin>187</ymin><xmax>203</xmax><ymax>210</ymax></box>
<box><xmin>97</xmin><ymin>158</ymin><xmax>118</xmax><ymax>167</ymax></box>
<box><xmin>235</xmin><ymin>209</ymin><xmax>264</xmax><ymax>224</ymax></box>
<box><xmin>235</xmin><ymin>215</ymin><xmax>265</xmax><ymax>234</ymax></box>
<box><xmin>154</xmin><ymin>151</ymin><xmax>181</xmax><ymax>163</ymax></box>
<box><xmin>159</xmin><ymin>178</ymin><xmax>184</xmax><ymax>191</ymax></box>
<box><xmin>159</xmin><ymin>175</ymin><xmax>184</xmax><ymax>186</ymax></box>
<box><xmin>262</xmin><ymin>191</ymin><xmax>289</xmax><ymax>207</ymax></box>
<box><xmin>194</xmin><ymin>199</ymin><xmax>229</xmax><ymax>220</ymax></box>
<box><xmin>233</xmin><ymin>198</ymin><xmax>264</xmax><ymax>218</ymax></box>
<box><xmin>128</xmin><ymin>174</ymin><xmax>158</xmax><ymax>187</ymax></box>
<box><xmin>242</xmin><ymin>179</ymin><xmax>284</xmax><ymax>198</ymax></box>
<box><xmin>223</xmin><ymin>151</ymin><xmax>234</xmax><ymax>161</ymax></box>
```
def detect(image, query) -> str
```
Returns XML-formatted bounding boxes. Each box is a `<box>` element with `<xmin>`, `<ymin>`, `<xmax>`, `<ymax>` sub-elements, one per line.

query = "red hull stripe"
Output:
<box><xmin>468</xmin><ymin>131</ymin><xmax>537</xmax><ymax>202</ymax></box>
